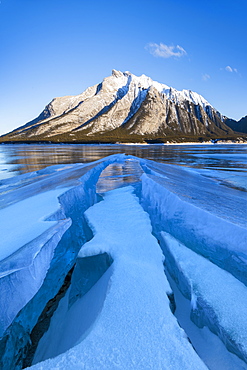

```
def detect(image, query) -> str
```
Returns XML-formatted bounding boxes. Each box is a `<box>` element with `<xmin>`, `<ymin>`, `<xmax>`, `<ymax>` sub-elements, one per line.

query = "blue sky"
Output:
<box><xmin>0</xmin><ymin>0</ymin><xmax>246</xmax><ymax>135</ymax></box>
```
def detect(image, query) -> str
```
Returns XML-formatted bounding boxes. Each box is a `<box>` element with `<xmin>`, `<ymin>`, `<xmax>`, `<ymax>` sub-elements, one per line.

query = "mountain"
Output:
<box><xmin>224</xmin><ymin>116</ymin><xmax>247</xmax><ymax>134</ymax></box>
<box><xmin>1</xmin><ymin>70</ymin><xmax>238</xmax><ymax>143</ymax></box>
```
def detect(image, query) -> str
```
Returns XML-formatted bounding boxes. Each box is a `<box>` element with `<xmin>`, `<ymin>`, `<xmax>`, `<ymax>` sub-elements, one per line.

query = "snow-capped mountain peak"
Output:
<box><xmin>2</xmin><ymin>69</ymin><xmax>231</xmax><ymax>142</ymax></box>
<box><xmin>110</xmin><ymin>69</ymin><xmax>216</xmax><ymax>114</ymax></box>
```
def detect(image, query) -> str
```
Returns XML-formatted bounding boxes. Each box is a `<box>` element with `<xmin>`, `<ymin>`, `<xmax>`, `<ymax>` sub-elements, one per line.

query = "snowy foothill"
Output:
<box><xmin>0</xmin><ymin>153</ymin><xmax>246</xmax><ymax>369</ymax></box>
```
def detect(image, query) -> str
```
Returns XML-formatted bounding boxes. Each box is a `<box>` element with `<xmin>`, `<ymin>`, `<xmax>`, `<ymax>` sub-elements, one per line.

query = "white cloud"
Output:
<box><xmin>225</xmin><ymin>65</ymin><xmax>238</xmax><ymax>73</ymax></box>
<box><xmin>145</xmin><ymin>43</ymin><xmax>187</xmax><ymax>59</ymax></box>
<box><xmin>202</xmin><ymin>74</ymin><xmax>210</xmax><ymax>81</ymax></box>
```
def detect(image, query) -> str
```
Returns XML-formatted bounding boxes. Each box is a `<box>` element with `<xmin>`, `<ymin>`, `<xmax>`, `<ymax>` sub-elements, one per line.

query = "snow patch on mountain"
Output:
<box><xmin>111</xmin><ymin>70</ymin><xmax>221</xmax><ymax>121</ymax></box>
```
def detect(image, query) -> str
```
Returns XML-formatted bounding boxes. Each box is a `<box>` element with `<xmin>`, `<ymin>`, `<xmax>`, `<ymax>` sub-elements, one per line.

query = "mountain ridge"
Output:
<box><xmin>225</xmin><ymin>116</ymin><xmax>247</xmax><ymax>134</ymax></box>
<box><xmin>1</xmin><ymin>70</ymin><xmax>245</xmax><ymax>143</ymax></box>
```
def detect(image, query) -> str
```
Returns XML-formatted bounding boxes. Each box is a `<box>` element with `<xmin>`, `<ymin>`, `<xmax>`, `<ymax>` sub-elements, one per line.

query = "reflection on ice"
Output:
<box><xmin>1</xmin><ymin>144</ymin><xmax>246</xmax><ymax>190</ymax></box>
<box><xmin>97</xmin><ymin>158</ymin><xmax>143</xmax><ymax>193</ymax></box>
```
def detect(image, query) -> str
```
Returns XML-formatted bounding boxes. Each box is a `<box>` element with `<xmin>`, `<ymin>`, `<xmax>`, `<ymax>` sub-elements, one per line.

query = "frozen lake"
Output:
<box><xmin>0</xmin><ymin>143</ymin><xmax>247</xmax><ymax>191</ymax></box>
<box><xmin>0</xmin><ymin>145</ymin><xmax>247</xmax><ymax>369</ymax></box>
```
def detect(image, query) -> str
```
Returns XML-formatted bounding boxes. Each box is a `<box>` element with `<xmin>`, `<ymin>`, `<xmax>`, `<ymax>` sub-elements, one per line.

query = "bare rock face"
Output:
<box><xmin>3</xmin><ymin>70</ymin><xmax>233</xmax><ymax>141</ymax></box>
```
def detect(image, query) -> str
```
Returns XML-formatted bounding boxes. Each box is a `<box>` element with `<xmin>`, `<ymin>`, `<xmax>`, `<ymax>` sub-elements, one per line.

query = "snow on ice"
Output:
<box><xmin>32</xmin><ymin>186</ymin><xmax>206</xmax><ymax>369</ymax></box>
<box><xmin>0</xmin><ymin>154</ymin><xmax>246</xmax><ymax>369</ymax></box>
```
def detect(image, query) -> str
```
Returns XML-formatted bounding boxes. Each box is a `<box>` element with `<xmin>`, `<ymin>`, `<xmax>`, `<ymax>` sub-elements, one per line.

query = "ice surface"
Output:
<box><xmin>140</xmin><ymin>162</ymin><xmax>247</xmax><ymax>285</ymax></box>
<box><xmin>31</xmin><ymin>186</ymin><xmax>206</xmax><ymax>369</ymax></box>
<box><xmin>167</xmin><ymin>270</ymin><xmax>247</xmax><ymax>370</ymax></box>
<box><xmin>33</xmin><ymin>255</ymin><xmax>113</xmax><ymax>363</ymax></box>
<box><xmin>0</xmin><ymin>188</ymin><xmax>70</xmax><ymax>261</ymax></box>
<box><xmin>0</xmin><ymin>153</ymin><xmax>246</xmax><ymax>369</ymax></box>
<box><xmin>0</xmin><ymin>186</ymin><xmax>73</xmax><ymax>336</ymax></box>
<box><xmin>0</xmin><ymin>159</ymin><xmax>107</xmax><ymax>209</ymax></box>
<box><xmin>140</xmin><ymin>159</ymin><xmax>247</xmax><ymax>227</ymax></box>
<box><xmin>161</xmin><ymin>231</ymin><xmax>247</xmax><ymax>363</ymax></box>
<box><xmin>0</xmin><ymin>154</ymin><xmax>127</xmax><ymax>369</ymax></box>
<box><xmin>0</xmin><ymin>218</ymin><xmax>71</xmax><ymax>337</ymax></box>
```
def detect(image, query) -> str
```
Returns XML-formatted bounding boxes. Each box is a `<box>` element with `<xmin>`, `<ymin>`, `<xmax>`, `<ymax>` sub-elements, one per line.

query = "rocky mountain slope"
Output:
<box><xmin>225</xmin><ymin>116</ymin><xmax>247</xmax><ymax>134</ymax></box>
<box><xmin>1</xmin><ymin>70</ymin><xmax>240</xmax><ymax>143</ymax></box>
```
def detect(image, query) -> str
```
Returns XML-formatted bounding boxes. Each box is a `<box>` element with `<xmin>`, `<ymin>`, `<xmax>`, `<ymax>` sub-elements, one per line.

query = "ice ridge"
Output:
<box><xmin>31</xmin><ymin>186</ymin><xmax>206</xmax><ymax>369</ymax></box>
<box><xmin>161</xmin><ymin>232</ymin><xmax>247</xmax><ymax>363</ymax></box>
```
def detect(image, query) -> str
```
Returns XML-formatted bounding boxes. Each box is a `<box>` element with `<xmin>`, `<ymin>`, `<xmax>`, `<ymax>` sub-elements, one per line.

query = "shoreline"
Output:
<box><xmin>121</xmin><ymin>141</ymin><xmax>247</xmax><ymax>145</ymax></box>
<box><xmin>1</xmin><ymin>135</ymin><xmax>247</xmax><ymax>147</ymax></box>
<box><xmin>1</xmin><ymin>141</ymin><xmax>247</xmax><ymax>146</ymax></box>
